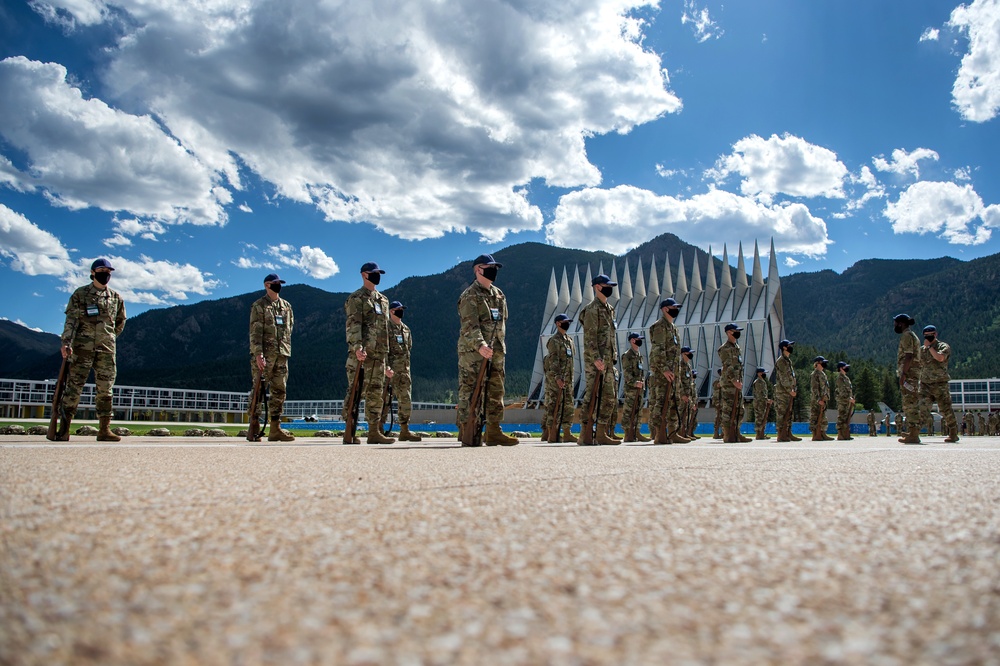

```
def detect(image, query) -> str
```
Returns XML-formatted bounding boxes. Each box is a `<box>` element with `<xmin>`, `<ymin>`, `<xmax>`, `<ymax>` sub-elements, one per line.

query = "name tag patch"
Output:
<box><xmin>374</xmin><ymin>303</ymin><xmax>383</xmax><ymax>315</ymax></box>
<box><xmin>86</xmin><ymin>305</ymin><xmax>100</xmax><ymax>317</ymax></box>
<box><xmin>566</xmin><ymin>348</ymin><xmax>572</xmax><ymax>357</ymax></box>
<box><xmin>275</xmin><ymin>315</ymin><xmax>285</xmax><ymax>326</ymax></box>
<box><xmin>396</xmin><ymin>335</ymin><xmax>404</xmax><ymax>344</ymax></box>
<box><xmin>490</xmin><ymin>308</ymin><xmax>500</xmax><ymax>321</ymax></box>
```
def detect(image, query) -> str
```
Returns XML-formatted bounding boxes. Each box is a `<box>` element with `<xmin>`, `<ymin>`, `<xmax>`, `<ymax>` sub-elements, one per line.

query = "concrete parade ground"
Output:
<box><xmin>1</xmin><ymin>433</ymin><xmax>999</xmax><ymax>665</ymax></box>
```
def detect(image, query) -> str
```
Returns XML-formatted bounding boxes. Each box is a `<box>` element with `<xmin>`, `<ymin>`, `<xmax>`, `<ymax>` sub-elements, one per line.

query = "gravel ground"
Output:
<box><xmin>2</xmin><ymin>436</ymin><xmax>999</xmax><ymax>665</ymax></box>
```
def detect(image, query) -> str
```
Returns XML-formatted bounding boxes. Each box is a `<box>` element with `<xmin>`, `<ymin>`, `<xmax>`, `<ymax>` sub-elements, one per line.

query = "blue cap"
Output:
<box><xmin>836</xmin><ymin>361</ymin><xmax>849</xmax><ymax>370</ymax></box>
<box><xmin>660</xmin><ymin>298</ymin><xmax>680</xmax><ymax>309</ymax></box>
<box><xmin>813</xmin><ymin>355</ymin><xmax>828</xmax><ymax>364</ymax></box>
<box><xmin>756</xmin><ymin>366</ymin><xmax>766</xmax><ymax>374</ymax></box>
<box><xmin>91</xmin><ymin>258</ymin><xmax>115</xmax><ymax>271</ymax></box>
<box><xmin>724</xmin><ymin>323</ymin><xmax>742</xmax><ymax>332</ymax></box>
<box><xmin>628</xmin><ymin>332</ymin><xmax>644</xmax><ymax>341</ymax></box>
<box><xmin>680</xmin><ymin>345</ymin><xmax>692</xmax><ymax>354</ymax></box>
<box><xmin>692</xmin><ymin>370</ymin><xmax>698</xmax><ymax>378</ymax></box>
<box><xmin>264</xmin><ymin>273</ymin><xmax>285</xmax><ymax>284</ymax></box>
<box><xmin>893</xmin><ymin>313</ymin><xmax>914</xmax><ymax>323</ymax></box>
<box><xmin>473</xmin><ymin>254</ymin><xmax>503</xmax><ymax>267</ymax></box>
<box><xmin>778</xmin><ymin>339</ymin><xmax>794</xmax><ymax>349</ymax></box>
<box><xmin>592</xmin><ymin>274</ymin><xmax>617</xmax><ymax>286</ymax></box>
<box><xmin>923</xmin><ymin>325</ymin><xmax>936</xmax><ymax>333</ymax></box>
<box><xmin>361</xmin><ymin>262</ymin><xmax>385</xmax><ymax>274</ymax></box>
<box><xmin>389</xmin><ymin>301</ymin><xmax>406</xmax><ymax>310</ymax></box>
<box><xmin>555</xmin><ymin>314</ymin><xmax>572</xmax><ymax>323</ymax></box>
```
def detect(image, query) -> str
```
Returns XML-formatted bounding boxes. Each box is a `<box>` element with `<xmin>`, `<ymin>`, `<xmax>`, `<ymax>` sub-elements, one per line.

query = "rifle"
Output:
<box><xmin>246</xmin><ymin>368</ymin><xmax>267</xmax><ymax>442</ymax></box>
<box><xmin>462</xmin><ymin>324</ymin><xmax>499</xmax><ymax>446</ymax></box>
<box><xmin>380</xmin><ymin>380</ymin><xmax>395</xmax><ymax>436</ymax></box>
<box><xmin>47</xmin><ymin>353</ymin><xmax>71</xmax><ymax>441</ymax></box>
<box><xmin>579</xmin><ymin>367</ymin><xmax>605</xmax><ymax>445</ymax></box>
<box><xmin>344</xmin><ymin>360</ymin><xmax>365</xmax><ymax>443</ymax></box>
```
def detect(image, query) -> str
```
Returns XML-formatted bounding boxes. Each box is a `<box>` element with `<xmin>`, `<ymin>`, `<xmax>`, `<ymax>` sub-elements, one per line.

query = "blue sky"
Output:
<box><xmin>2</xmin><ymin>0</ymin><xmax>999</xmax><ymax>335</ymax></box>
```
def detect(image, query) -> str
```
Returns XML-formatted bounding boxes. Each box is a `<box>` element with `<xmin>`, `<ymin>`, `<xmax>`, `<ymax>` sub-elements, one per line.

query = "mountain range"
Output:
<box><xmin>4</xmin><ymin>233</ymin><xmax>998</xmax><ymax>400</ymax></box>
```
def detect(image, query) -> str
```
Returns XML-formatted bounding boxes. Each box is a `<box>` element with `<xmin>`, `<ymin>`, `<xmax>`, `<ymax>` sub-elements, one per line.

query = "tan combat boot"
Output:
<box><xmin>484</xmin><ymin>423</ymin><xmax>518</xmax><ymax>446</ymax></box>
<box><xmin>561</xmin><ymin>425</ymin><xmax>577</xmax><ymax>443</ymax></box>
<box><xmin>50</xmin><ymin>415</ymin><xmax>72</xmax><ymax>441</ymax></box>
<box><xmin>596</xmin><ymin>425</ymin><xmax>619</xmax><ymax>445</ymax></box>
<box><xmin>944</xmin><ymin>426</ymin><xmax>960</xmax><ymax>443</ymax></box>
<box><xmin>811</xmin><ymin>426</ymin><xmax>825</xmax><ymax>441</ymax></box>
<box><xmin>399</xmin><ymin>424</ymin><xmax>422</xmax><ymax>442</ymax></box>
<box><xmin>366</xmin><ymin>425</ymin><xmax>395</xmax><ymax>444</ymax></box>
<box><xmin>578</xmin><ymin>421</ymin><xmax>596</xmax><ymax>446</ymax></box>
<box><xmin>97</xmin><ymin>416</ymin><xmax>121</xmax><ymax>442</ymax></box>
<box><xmin>898</xmin><ymin>424</ymin><xmax>922</xmax><ymax>445</ymax></box>
<box><xmin>605</xmin><ymin>423</ymin><xmax>623</xmax><ymax>442</ymax></box>
<box><xmin>755</xmin><ymin>427</ymin><xmax>768</xmax><ymax>440</ymax></box>
<box><xmin>636</xmin><ymin>427</ymin><xmax>651</xmax><ymax>442</ymax></box>
<box><xmin>268</xmin><ymin>420</ymin><xmax>295</xmax><ymax>442</ymax></box>
<box><xmin>775</xmin><ymin>427</ymin><xmax>790</xmax><ymax>443</ymax></box>
<box><xmin>623</xmin><ymin>425</ymin><xmax>636</xmax><ymax>443</ymax></box>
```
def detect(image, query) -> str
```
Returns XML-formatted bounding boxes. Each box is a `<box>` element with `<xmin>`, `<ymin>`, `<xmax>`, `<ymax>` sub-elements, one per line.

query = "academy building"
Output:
<box><xmin>527</xmin><ymin>240</ymin><xmax>786</xmax><ymax>408</ymax></box>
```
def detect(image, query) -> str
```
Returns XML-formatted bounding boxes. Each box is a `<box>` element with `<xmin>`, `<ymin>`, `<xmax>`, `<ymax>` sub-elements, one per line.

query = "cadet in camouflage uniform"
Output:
<box><xmin>684</xmin><ymin>350</ymin><xmax>701</xmax><ymax>439</ymax></box>
<box><xmin>711</xmin><ymin>369</ymin><xmax>723</xmax><ymax>438</ymax></box>
<box><xmin>893</xmin><ymin>313</ymin><xmax>922</xmax><ymax>444</ymax></box>
<box><xmin>249</xmin><ymin>273</ymin><xmax>295</xmax><ymax>442</ymax></box>
<box><xmin>387</xmin><ymin>300</ymin><xmax>421</xmax><ymax>442</ymax></box>
<box><xmin>718</xmin><ymin>323</ymin><xmax>751</xmax><ymax>443</ymax></box>
<box><xmin>619</xmin><ymin>332</ymin><xmax>649</xmax><ymax>442</ymax></box>
<box><xmin>344</xmin><ymin>262</ymin><xmax>395</xmax><ymax>445</ymax></box>
<box><xmin>51</xmin><ymin>258</ymin><xmax>127</xmax><ymax>442</ymax></box>
<box><xmin>578</xmin><ymin>274</ymin><xmax>621</xmax><ymax>445</ymax></box>
<box><xmin>457</xmin><ymin>254</ymin><xmax>517</xmax><ymax>446</ymax></box>
<box><xmin>972</xmin><ymin>411</ymin><xmax>980</xmax><ymax>437</ymax></box>
<box><xmin>917</xmin><ymin>325</ymin><xmax>959</xmax><ymax>442</ymax></box>
<box><xmin>774</xmin><ymin>340</ymin><xmax>800</xmax><ymax>442</ymax></box>
<box><xmin>867</xmin><ymin>411</ymin><xmax>877</xmax><ymax>436</ymax></box>
<box><xmin>834</xmin><ymin>361</ymin><xmax>855</xmax><ymax>440</ymax></box>
<box><xmin>677</xmin><ymin>346</ymin><xmax>696</xmax><ymax>441</ymax></box>
<box><xmin>810</xmin><ymin>356</ymin><xmax>832</xmax><ymax>441</ymax></box>
<box><xmin>752</xmin><ymin>366</ymin><xmax>772</xmax><ymax>440</ymax></box>
<box><xmin>541</xmin><ymin>314</ymin><xmax>577</xmax><ymax>443</ymax></box>
<box><xmin>649</xmin><ymin>298</ymin><xmax>690</xmax><ymax>444</ymax></box>
<box><xmin>895</xmin><ymin>411</ymin><xmax>904</xmax><ymax>437</ymax></box>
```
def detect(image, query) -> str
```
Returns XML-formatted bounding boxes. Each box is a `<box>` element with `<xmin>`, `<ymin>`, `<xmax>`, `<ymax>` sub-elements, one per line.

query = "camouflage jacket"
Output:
<box><xmin>621</xmin><ymin>347</ymin><xmax>644</xmax><ymax>387</ymax></box>
<box><xmin>718</xmin><ymin>340</ymin><xmax>742</xmax><ymax>389</ymax></box>
<box><xmin>544</xmin><ymin>332</ymin><xmax>575</xmax><ymax>381</ymax></box>
<box><xmin>897</xmin><ymin>329</ymin><xmax>921</xmax><ymax>383</ymax></box>
<box><xmin>835</xmin><ymin>372</ymin><xmax>853</xmax><ymax>403</ymax></box>
<box><xmin>61</xmin><ymin>284</ymin><xmax>127</xmax><ymax>354</ymax></box>
<box><xmin>457</xmin><ymin>281</ymin><xmax>506</xmax><ymax>355</ymax></box>
<box><xmin>649</xmin><ymin>317</ymin><xmax>680</xmax><ymax>375</ymax></box>
<box><xmin>811</xmin><ymin>368</ymin><xmax>830</xmax><ymax>403</ymax></box>
<box><xmin>678</xmin><ymin>357</ymin><xmax>694</xmax><ymax>397</ymax></box>
<box><xmin>774</xmin><ymin>355</ymin><xmax>796</xmax><ymax>396</ymax></box>
<box><xmin>868</xmin><ymin>412</ymin><xmax>877</xmax><ymax>428</ymax></box>
<box><xmin>752</xmin><ymin>376</ymin><xmax>770</xmax><ymax>405</ymax></box>
<box><xmin>250</xmin><ymin>294</ymin><xmax>293</xmax><ymax>357</ymax></box>
<box><xmin>388</xmin><ymin>319</ymin><xmax>413</xmax><ymax>371</ymax></box>
<box><xmin>579</xmin><ymin>298</ymin><xmax>617</xmax><ymax>367</ymax></box>
<box><xmin>918</xmin><ymin>339</ymin><xmax>951</xmax><ymax>383</ymax></box>
<box><xmin>345</xmin><ymin>286</ymin><xmax>390</xmax><ymax>357</ymax></box>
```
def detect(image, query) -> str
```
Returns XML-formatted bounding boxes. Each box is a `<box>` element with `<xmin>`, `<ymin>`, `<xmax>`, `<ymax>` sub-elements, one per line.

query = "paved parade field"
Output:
<box><xmin>2</xmin><ymin>435</ymin><xmax>999</xmax><ymax>665</ymax></box>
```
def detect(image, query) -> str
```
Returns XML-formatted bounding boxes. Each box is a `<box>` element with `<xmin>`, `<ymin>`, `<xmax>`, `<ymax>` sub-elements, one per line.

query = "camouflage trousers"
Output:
<box><xmin>250</xmin><ymin>353</ymin><xmax>289</xmax><ymax>419</ymax></box>
<box><xmin>621</xmin><ymin>385</ymin><xmax>644</xmax><ymax>432</ymax></box>
<box><xmin>345</xmin><ymin>353</ymin><xmax>387</xmax><ymax>427</ymax></box>
<box><xmin>648</xmin><ymin>374</ymin><xmax>681</xmax><ymax>434</ymax></box>
<box><xmin>836</xmin><ymin>404</ymin><xmax>853</xmax><ymax>431</ymax></box>
<box><xmin>457</xmin><ymin>350</ymin><xmax>505</xmax><ymax>427</ymax></box>
<box><xmin>389</xmin><ymin>368</ymin><xmax>413</xmax><ymax>423</ymax></box>
<box><xmin>810</xmin><ymin>402</ymin><xmax>828</xmax><ymax>435</ymax></box>
<box><xmin>774</xmin><ymin>391</ymin><xmax>793</xmax><ymax>433</ymax></box>
<box><xmin>542</xmin><ymin>375</ymin><xmax>573</xmax><ymax>430</ymax></box>
<box><xmin>919</xmin><ymin>381</ymin><xmax>958</xmax><ymax>434</ymax></box>
<box><xmin>62</xmin><ymin>349</ymin><xmax>117</xmax><ymax>417</ymax></box>
<box><xmin>581</xmin><ymin>363</ymin><xmax>618</xmax><ymax>426</ymax></box>
<box><xmin>753</xmin><ymin>399</ymin><xmax>769</xmax><ymax>431</ymax></box>
<box><xmin>717</xmin><ymin>385</ymin><xmax>744</xmax><ymax>434</ymax></box>
<box><xmin>900</xmin><ymin>378</ymin><xmax>919</xmax><ymax>428</ymax></box>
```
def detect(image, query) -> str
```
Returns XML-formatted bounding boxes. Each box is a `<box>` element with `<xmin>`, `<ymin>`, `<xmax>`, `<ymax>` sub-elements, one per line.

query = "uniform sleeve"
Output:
<box><xmin>345</xmin><ymin>294</ymin><xmax>364</xmax><ymax>351</ymax></box>
<box><xmin>114</xmin><ymin>294</ymin><xmax>127</xmax><ymax>337</ymax></box>
<box><xmin>249</xmin><ymin>301</ymin><xmax>264</xmax><ymax>356</ymax></box>
<box><xmin>286</xmin><ymin>302</ymin><xmax>294</xmax><ymax>337</ymax></box>
<box><xmin>459</xmin><ymin>291</ymin><xmax>487</xmax><ymax>351</ymax></box>
<box><xmin>61</xmin><ymin>291</ymin><xmax>81</xmax><ymax>344</ymax></box>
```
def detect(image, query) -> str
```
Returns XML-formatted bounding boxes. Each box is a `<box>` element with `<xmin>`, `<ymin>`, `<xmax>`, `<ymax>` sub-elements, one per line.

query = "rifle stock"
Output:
<box><xmin>344</xmin><ymin>361</ymin><xmax>365</xmax><ymax>442</ymax></box>
<box><xmin>46</xmin><ymin>355</ymin><xmax>71</xmax><ymax>441</ymax></box>
<box><xmin>247</xmin><ymin>369</ymin><xmax>265</xmax><ymax>441</ymax></box>
<box><xmin>380</xmin><ymin>381</ymin><xmax>394</xmax><ymax>436</ymax></box>
<box><xmin>462</xmin><ymin>355</ymin><xmax>492</xmax><ymax>446</ymax></box>
<box><xmin>579</xmin><ymin>368</ymin><xmax>604</xmax><ymax>444</ymax></box>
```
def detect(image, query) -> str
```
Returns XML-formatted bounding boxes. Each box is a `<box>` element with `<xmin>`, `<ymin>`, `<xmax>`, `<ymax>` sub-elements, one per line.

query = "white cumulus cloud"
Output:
<box><xmin>266</xmin><ymin>244</ymin><xmax>340</xmax><ymax>280</ymax></box>
<box><xmin>25</xmin><ymin>0</ymin><xmax>681</xmax><ymax>242</ymax></box>
<box><xmin>883</xmin><ymin>180</ymin><xmax>999</xmax><ymax>245</ymax></box>
<box><xmin>547</xmin><ymin>185</ymin><xmax>831</xmax><ymax>257</ymax></box>
<box><xmin>707</xmin><ymin>133</ymin><xmax>848</xmax><ymax>203</ymax></box>
<box><xmin>872</xmin><ymin>147</ymin><xmax>940</xmax><ymax>178</ymax></box>
<box><xmin>948</xmin><ymin>0</ymin><xmax>1000</xmax><ymax>122</ymax></box>
<box><xmin>0</xmin><ymin>203</ymin><xmax>76</xmax><ymax>276</ymax></box>
<box><xmin>63</xmin><ymin>254</ymin><xmax>222</xmax><ymax>305</ymax></box>
<box><xmin>920</xmin><ymin>27</ymin><xmax>940</xmax><ymax>41</ymax></box>
<box><xmin>0</xmin><ymin>56</ymin><xmax>228</xmax><ymax>226</ymax></box>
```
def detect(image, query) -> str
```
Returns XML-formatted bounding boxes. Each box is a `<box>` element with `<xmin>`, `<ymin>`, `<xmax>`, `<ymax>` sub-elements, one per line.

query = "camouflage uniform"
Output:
<box><xmin>895</xmin><ymin>412</ymin><xmax>904</xmax><ymax>435</ymax></box>
<box><xmin>717</xmin><ymin>341</ymin><xmax>744</xmax><ymax>437</ymax></box>
<box><xmin>972</xmin><ymin>412</ymin><xmax>980</xmax><ymax>436</ymax></box>
<box><xmin>897</xmin><ymin>329</ymin><xmax>921</xmax><ymax>433</ymax></box>
<box><xmin>867</xmin><ymin>411</ymin><xmax>877</xmax><ymax>436</ymax></box>
<box><xmin>917</xmin><ymin>338</ymin><xmax>958</xmax><ymax>438</ymax></box>
<box><xmin>620</xmin><ymin>346</ymin><xmax>646</xmax><ymax>435</ymax></box>
<box><xmin>345</xmin><ymin>286</ymin><xmax>391</xmax><ymax>429</ymax></box>
<box><xmin>774</xmin><ymin>355</ymin><xmax>796</xmax><ymax>437</ymax></box>
<box><xmin>752</xmin><ymin>375</ymin><xmax>770</xmax><ymax>435</ymax></box>
<box><xmin>712</xmin><ymin>374</ymin><xmax>723</xmax><ymax>436</ymax></box>
<box><xmin>61</xmin><ymin>284</ymin><xmax>127</xmax><ymax>417</ymax></box>
<box><xmin>835</xmin><ymin>372</ymin><xmax>854</xmax><ymax>437</ymax></box>
<box><xmin>542</xmin><ymin>331</ymin><xmax>575</xmax><ymax>433</ymax></box>
<box><xmin>580</xmin><ymin>298</ymin><xmax>619</xmax><ymax>428</ymax></box>
<box><xmin>677</xmin><ymin>355</ymin><xmax>695</xmax><ymax>435</ymax></box>
<box><xmin>249</xmin><ymin>294</ymin><xmax>294</xmax><ymax>419</ymax></box>
<box><xmin>810</xmin><ymin>367</ymin><xmax>830</xmax><ymax>437</ymax></box>
<box><xmin>649</xmin><ymin>317</ymin><xmax>681</xmax><ymax>437</ymax></box>
<box><xmin>388</xmin><ymin>318</ymin><xmax>415</xmax><ymax>425</ymax></box>
<box><xmin>456</xmin><ymin>280</ymin><xmax>507</xmax><ymax>427</ymax></box>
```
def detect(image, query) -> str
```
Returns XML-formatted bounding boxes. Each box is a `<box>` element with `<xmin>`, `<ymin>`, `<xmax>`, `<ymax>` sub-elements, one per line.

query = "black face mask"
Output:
<box><xmin>732</xmin><ymin>331</ymin><xmax>741</xmax><ymax>340</ymax></box>
<box><xmin>93</xmin><ymin>272</ymin><xmax>111</xmax><ymax>285</ymax></box>
<box><xmin>599</xmin><ymin>285</ymin><xmax>613</xmax><ymax>297</ymax></box>
<box><xmin>558</xmin><ymin>322</ymin><xmax>570</xmax><ymax>331</ymax></box>
<box><xmin>367</xmin><ymin>272</ymin><xmax>381</xmax><ymax>286</ymax></box>
<box><xmin>269</xmin><ymin>282</ymin><xmax>282</xmax><ymax>294</ymax></box>
<box><xmin>482</xmin><ymin>266</ymin><xmax>498</xmax><ymax>282</ymax></box>
<box><xmin>783</xmin><ymin>347</ymin><xmax>793</xmax><ymax>356</ymax></box>
<box><xmin>894</xmin><ymin>323</ymin><xmax>905</xmax><ymax>334</ymax></box>
<box><xmin>634</xmin><ymin>340</ymin><xmax>643</xmax><ymax>347</ymax></box>
<box><xmin>393</xmin><ymin>310</ymin><xmax>404</xmax><ymax>320</ymax></box>
<box><xmin>924</xmin><ymin>335</ymin><xmax>935</xmax><ymax>343</ymax></box>
<box><xmin>667</xmin><ymin>307</ymin><xmax>680</xmax><ymax>318</ymax></box>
